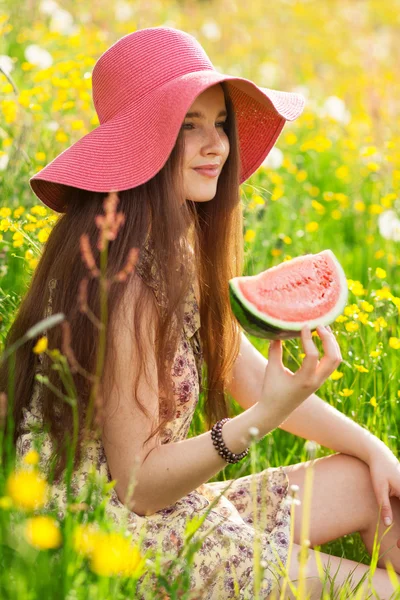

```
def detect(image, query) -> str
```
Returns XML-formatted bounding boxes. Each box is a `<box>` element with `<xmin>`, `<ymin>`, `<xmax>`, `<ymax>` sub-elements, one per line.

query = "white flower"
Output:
<box><xmin>200</xmin><ymin>21</ymin><xmax>221</xmax><ymax>41</ymax></box>
<box><xmin>46</xmin><ymin>121</ymin><xmax>59</xmax><ymax>131</ymax></box>
<box><xmin>0</xmin><ymin>55</ymin><xmax>15</xmax><ymax>75</ymax></box>
<box><xmin>261</xmin><ymin>147</ymin><xmax>284</xmax><ymax>170</ymax></box>
<box><xmin>283</xmin><ymin>495</ymin><xmax>301</xmax><ymax>508</ymax></box>
<box><xmin>115</xmin><ymin>1</ymin><xmax>134</xmax><ymax>21</ymax></box>
<box><xmin>39</xmin><ymin>0</ymin><xmax>59</xmax><ymax>15</ymax></box>
<box><xmin>318</xmin><ymin>95</ymin><xmax>351</xmax><ymax>125</ymax></box>
<box><xmin>25</xmin><ymin>45</ymin><xmax>53</xmax><ymax>69</ymax></box>
<box><xmin>378</xmin><ymin>210</ymin><xmax>400</xmax><ymax>242</ymax></box>
<box><xmin>0</xmin><ymin>153</ymin><xmax>9</xmax><ymax>171</ymax></box>
<box><xmin>305</xmin><ymin>439</ymin><xmax>320</xmax><ymax>457</ymax></box>
<box><xmin>49</xmin><ymin>8</ymin><xmax>78</xmax><ymax>35</ymax></box>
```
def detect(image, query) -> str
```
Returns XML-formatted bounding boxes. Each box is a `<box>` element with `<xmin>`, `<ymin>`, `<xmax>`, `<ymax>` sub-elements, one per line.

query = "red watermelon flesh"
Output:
<box><xmin>237</xmin><ymin>250</ymin><xmax>346</xmax><ymax>324</ymax></box>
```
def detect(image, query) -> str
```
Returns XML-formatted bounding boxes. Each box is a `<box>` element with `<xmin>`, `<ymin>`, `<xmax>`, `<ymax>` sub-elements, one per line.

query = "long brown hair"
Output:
<box><xmin>0</xmin><ymin>81</ymin><xmax>244</xmax><ymax>481</ymax></box>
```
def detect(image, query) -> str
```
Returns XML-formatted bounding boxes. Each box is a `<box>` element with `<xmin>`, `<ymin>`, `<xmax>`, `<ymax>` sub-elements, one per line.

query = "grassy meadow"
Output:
<box><xmin>1</xmin><ymin>0</ymin><xmax>400</xmax><ymax>597</ymax></box>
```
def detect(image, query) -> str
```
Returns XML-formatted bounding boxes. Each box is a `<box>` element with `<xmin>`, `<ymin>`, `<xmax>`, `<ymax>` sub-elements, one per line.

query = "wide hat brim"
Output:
<box><xmin>30</xmin><ymin>70</ymin><xmax>305</xmax><ymax>212</ymax></box>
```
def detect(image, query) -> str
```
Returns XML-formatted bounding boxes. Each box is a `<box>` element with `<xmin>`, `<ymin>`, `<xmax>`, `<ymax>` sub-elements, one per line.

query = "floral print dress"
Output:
<box><xmin>16</xmin><ymin>242</ymin><xmax>292</xmax><ymax>599</ymax></box>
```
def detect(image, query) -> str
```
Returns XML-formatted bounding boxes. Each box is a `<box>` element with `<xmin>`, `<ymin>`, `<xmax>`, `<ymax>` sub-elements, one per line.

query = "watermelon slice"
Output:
<box><xmin>229</xmin><ymin>249</ymin><xmax>348</xmax><ymax>340</ymax></box>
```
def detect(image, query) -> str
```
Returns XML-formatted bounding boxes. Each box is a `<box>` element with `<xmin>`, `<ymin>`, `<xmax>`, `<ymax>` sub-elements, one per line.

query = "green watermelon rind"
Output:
<box><xmin>229</xmin><ymin>250</ymin><xmax>348</xmax><ymax>339</ymax></box>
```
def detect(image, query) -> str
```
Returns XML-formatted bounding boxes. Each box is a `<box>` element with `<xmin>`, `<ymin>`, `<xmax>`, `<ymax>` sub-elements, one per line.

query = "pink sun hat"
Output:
<box><xmin>29</xmin><ymin>26</ymin><xmax>306</xmax><ymax>213</ymax></box>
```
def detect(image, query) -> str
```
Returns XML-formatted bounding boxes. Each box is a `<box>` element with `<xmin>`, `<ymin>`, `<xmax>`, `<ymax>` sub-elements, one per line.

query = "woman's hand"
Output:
<box><xmin>260</xmin><ymin>324</ymin><xmax>342</xmax><ymax>422</ymax></box>
<box><xmin>366</xmin><ymin>441</ymin><xmax>400</xmax><ymax>539</ymax></box>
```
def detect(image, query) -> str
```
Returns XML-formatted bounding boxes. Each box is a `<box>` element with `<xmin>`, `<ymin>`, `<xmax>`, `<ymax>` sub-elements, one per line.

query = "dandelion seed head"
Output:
<box><xmin>248</xmin><ymin>426</ymin><xmax>260</xmax><ymax>438</ymax></box>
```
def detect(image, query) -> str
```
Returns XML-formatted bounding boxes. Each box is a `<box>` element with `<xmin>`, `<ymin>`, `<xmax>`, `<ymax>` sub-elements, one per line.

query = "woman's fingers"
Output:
<box><xmin>315</xmin><ymin>325</ymin><xmax>342</xmax><ymax>380</ymax></box>
<box><xmin>296</xmin><ymin>325</ymin><xmax>341</xmax><ymax>385</ymax></box>
<box><xmin>296</xmin><ymin>325</ymin><xmax>320</xmax><ymax>380</ymax></box>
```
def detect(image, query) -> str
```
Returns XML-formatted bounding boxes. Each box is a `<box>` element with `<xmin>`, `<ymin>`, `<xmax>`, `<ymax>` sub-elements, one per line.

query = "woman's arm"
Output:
<box><xmin>124</xmin><ymin>400</ymin><xmax>279</xmax><ymax>516</ymax></box>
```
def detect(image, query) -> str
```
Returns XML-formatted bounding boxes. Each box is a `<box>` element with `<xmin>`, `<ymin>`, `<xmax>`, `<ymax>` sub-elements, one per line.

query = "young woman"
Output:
<box><xmin>2</xmin><ymin>26</ymin><xmax>400</xmax><ymax>599</ymax></box>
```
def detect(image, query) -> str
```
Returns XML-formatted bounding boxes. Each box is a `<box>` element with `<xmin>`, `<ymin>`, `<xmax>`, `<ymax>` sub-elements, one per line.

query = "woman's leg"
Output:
<box><xmin>267</xmin><ymin>542</ymin><xmax>397</xmax><ymax>599</ymax></box>
<box><xmin>265</xmin><ymin>452</ymin><xmax>400</xmax><ymax>598</ymax></box>
<box><xmin>281</xmin><ymin>452</ymin><xmax>400</xmax><ymax>572</ymax></box>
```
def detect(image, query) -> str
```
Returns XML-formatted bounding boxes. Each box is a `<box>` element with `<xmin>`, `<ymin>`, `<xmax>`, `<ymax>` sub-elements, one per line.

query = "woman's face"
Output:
<box><xmin>181</xmin><ymin>84</ymin><xmax>230</xmax><ymax>203</ymax></box>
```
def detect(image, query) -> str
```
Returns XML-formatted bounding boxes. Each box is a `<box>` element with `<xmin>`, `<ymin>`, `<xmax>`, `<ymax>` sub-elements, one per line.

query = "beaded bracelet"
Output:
<box><xmin>210</xmin><ymin>417</ymin><xmax>249</xmax><ymax>464</ymax></box>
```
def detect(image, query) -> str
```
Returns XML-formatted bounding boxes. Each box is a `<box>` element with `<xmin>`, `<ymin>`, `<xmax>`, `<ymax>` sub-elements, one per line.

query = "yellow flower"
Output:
<box><xmin>374</xmin><ymin>287</ymin><xmax>393</xmax><ymax>301</ymax></box>
<box><xmin>73</xmin><ymin>523</ymin><xmax>100</xmax><ymax>557</ymax></box>
<box><xmin>284</xmin><ymin>132</ymin><xmax>297</xmax><ymax>145</ymax></box>
<box><xmin>244</xmin><ymin>229</ymin><xmax>256</xmax><ymax>243</ymax></box>
<box><xmin>360</xmin><ymin>300</ymin><xmax>374</xmax><ymax>313</ymax></box>
<box><xmin>13</xmin><ymin>206</ymin><xmax>25</xmax><ymax>218</ymax></box>
<box><xmin>374</xmin><ymin>250</ymin><xmax>385</xmax><ymax>259</ymax></box>
<box><xmin>35</xmin><ymin>152</ymin><xmax>46</xmax><ymax>162</ymax></box>
<box><xmin>6</xmin><ymin>469</ymin><xmax>48</xmax><ymax>510</ymax></box>
<box><xmin>90</xmin><ymin>532</ymin><xmax>146</xmax><ymax>578</ymax></box>
<box><xmin>347</xmin><ymin>279</ymin><xmax>366</xmax><ymax>296</ymax></box>
<box><xmin>311</xmin><ymin>200</ymin><xmax>325</xmax><ymax>214</ymax></box>
<box><xmin>12</xmin><ymin>231</ymin><xmax>24</xmax><ymax>248</ymax></box>
<box><xmin>37</xmin><ymin>227</ymin><xmax>51</xmax><ymax>244</ymax></box>
<box><xmin>71</xmin><ymin>119</ymin><xmax>85</xmax><ymax>130</ymax></box>
<box><xmin>372</xmin><ymin>317</ymin><xmax>387</xmax><ymax>331</ymax></box>
<box><xmin>366</xmin><ymin>162</ymin><xmax>380</xmax><ymax>173</ymax></box>
<box><xmin>0</xmin><ymin>218</ymin><xmax>12</xmax><ymax>232</ymax></box>
<box><xmin>335</xmin><ymin>165</ymin><xmax>349</xmax><ymax>180</ymax></box>
<box><xmin>271</xmin><ymin>248</ymin><xmax>282</xmax><ymax>257</ymax></box>
<box><xmin>369</xmin><ymin>203</ymin><xmax>383</xmax><ymax>214</ymax></box>
<box><xmin>283</xmin><ymin>235</ymin><xmax>292</xmax><ymax>245</ymax></box>
<box><xmin>33</xmin><ymin>337</ymin><xmax>48</xmax><ymax>354</ymax></box>
<box><xmin>391</xmin><ymin>297</ymin><xmax>400</xmax><ymax>309</ymax></box>
<box><xmin>344</xmin><ymin>304</ymin><xmax>360</xmax><ymax>317</ymax></box>
<box><xmin>271</xmin><ymin>186</ymin><xmax>284</xmax><ymax>202</ymax></box>
<box><xmin>375</xmin><ymin>267</ymin><xmax>387</xmax><ymax>279</ymax></box>
<box><xmin>0</xmin><ymin>496</ymin><xmax>13</xmax><ymax>509</ymax></box>
<box><xmin>28</xmin><ymin>258</ymin><xmax>39</xmax><ymax>270</ymax></box>
<box><xmin>56</xmin><ymin>130</ymin><xmax>68</xmax><ymax>143</ymax></box>
<box><xmin>296</xmin><ymin>170</ymin><xmax>307</xmax><ymax>182</ymax></box>
<box><xmin>23</xmin><ymin>450</ymin><xmax>40</xmax><ymax>466</ymax></box>
<box><xmin>331</xmin><ymin>209</ymin><xmax>342</xmax><ymax>220</ymax></box>
<box><xmin>357</xmin><ymin>312</ymin><xmax>370</xmax><ymax>325</ymax></box>
<box><xmin>323</xmin><ymin>191</ymin><xmax>335</xmax><ymax>202</ymax></box>
<box><xmin>389</xmin><ymin>337</ymin><xmax>400</xmax><ymax>350</ymax></box>
<box><xmin>329</xmin><ymin>370</ymin><xmax>344</xmax><ymax>380</ymax></box>
<box><xmin>339</xmin><ymin>389</ymin><xmax>354</xmax><ymax>397</ymax></box>
<box><xmin>345</xmin><ymin>321</ymin><xmax>359</xmax><ymax>332</ymax></box>
<box><xmin>30</xmin><ymin>205</ymin><xmax>47</xmax><ymax>217</ymax></box>
<box><xmin>370</xmin><ymin>396</ymin><xmax>377</xmax><ymax>408</ymax></box>
<box><xmin>369</xmin><ymin>348</ymin><xmax>382</xmax><ymax>358</ymax></box>
<box><xmin>0</xmin><ymin>207</ymin><xmax>12</xmax><ymax>218</ymax></box>
<box><xmin>381</xmin><ymin>193</ymin><xmax>396</xmax><ymax>208</ymax></box>
<box><xmin>25</xmin><ymin>516</ymin><xmax>62</xmax><ymax>550</ymax></box>
<box><xmin>305</xmin><ymin>221</ymin><xmax>319</xmax><ymax>233</ymax></box>
<box><xmin>354</xmin><ymin>201</ymin><xmax>366</xmax><ymax>212</ymax></box>
<box><xmin>354</xmin><ymin>365</ymin><xmax>369</xmax><ymax>373</ymax></box>
<box><xmin>361</xmin><ymin>145</ymin><xmax>377</xmax><ymax>157</ymax></box>
<box><xmin>335</xmin><ymin>314</ymin><xmax>348</xmax><ymax>323</ymax></box>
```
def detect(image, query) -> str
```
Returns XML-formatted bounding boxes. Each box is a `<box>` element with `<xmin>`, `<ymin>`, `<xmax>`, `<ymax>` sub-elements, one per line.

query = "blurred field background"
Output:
<box><xmin>1</xmin><ymin>0</ymin><xmax>400</xmax><ymax>597</ymax></box>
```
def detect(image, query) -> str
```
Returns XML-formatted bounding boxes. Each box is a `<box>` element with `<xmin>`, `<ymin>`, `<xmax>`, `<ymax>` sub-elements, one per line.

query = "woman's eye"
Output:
<box><xmin>182</xmin><ymin>122</ymin><xmax>227</xmax><ymax>130</ymax></box>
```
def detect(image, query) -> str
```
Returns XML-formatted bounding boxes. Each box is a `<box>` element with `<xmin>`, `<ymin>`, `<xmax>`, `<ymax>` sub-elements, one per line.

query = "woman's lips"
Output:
<box><xmin>192</xmin><ymin>167</ymin><xmax>219</xmax><ymax>178</ymax></box>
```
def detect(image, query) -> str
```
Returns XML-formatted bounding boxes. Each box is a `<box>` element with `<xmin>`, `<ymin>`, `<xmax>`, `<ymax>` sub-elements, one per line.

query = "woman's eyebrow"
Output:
<box><xmin>185</xmin><ymin>109</ymin><xmax>227</xmax><ymax>119</ymax></box>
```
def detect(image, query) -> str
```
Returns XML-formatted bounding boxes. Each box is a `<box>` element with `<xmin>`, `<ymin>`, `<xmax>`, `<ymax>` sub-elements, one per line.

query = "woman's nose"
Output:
<box><xmin>203</xmin><ymin>128</ymin><xmax>226</xmax><ymax>152</ymax></box>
